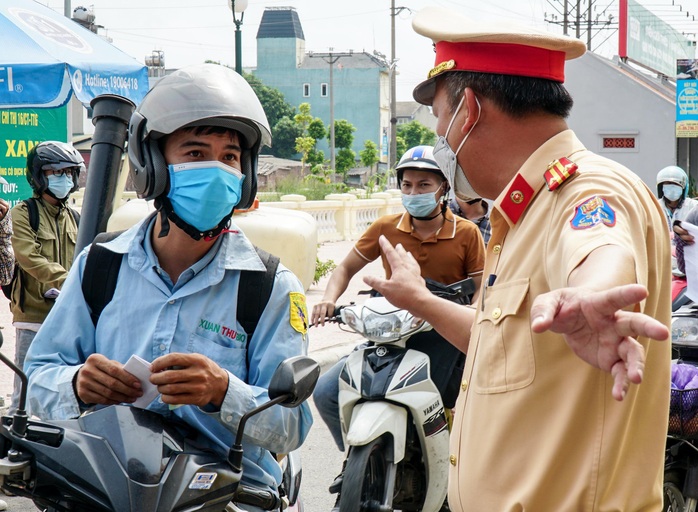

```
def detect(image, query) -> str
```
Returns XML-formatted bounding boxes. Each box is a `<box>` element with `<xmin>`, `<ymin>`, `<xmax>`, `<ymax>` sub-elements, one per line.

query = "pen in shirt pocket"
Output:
<box><xmin>482</xmin><ymin>274</ymin><xmax>497</xmax><ymax>311</ymax></box>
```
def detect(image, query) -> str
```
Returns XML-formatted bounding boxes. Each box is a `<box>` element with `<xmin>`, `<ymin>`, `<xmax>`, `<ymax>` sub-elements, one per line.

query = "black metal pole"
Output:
<box><xmin>74</xmin><ymin>94</ymin><xmax>135</xmax><ymax>256</ymax></box>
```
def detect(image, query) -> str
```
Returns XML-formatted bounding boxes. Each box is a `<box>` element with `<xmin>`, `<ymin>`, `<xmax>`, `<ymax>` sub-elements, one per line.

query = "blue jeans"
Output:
<box><xmin>313</xmin><ymin>357</ymin><xmax>347</xmax><ymax>451</ymax></box>
<box><xmin>10</xmin><ymin>328</ymin><xmax>36</xmax><ymax>414</ymax></box>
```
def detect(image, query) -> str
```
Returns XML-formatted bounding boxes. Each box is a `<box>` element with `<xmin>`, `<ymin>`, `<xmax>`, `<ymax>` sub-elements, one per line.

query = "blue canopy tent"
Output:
<box><xmin>0</xmin><ymin>1</ymin><xmax>148</xmax><ymax>108</ymax></box>
<box><xmin>0</xmin><ymin>0</ymin><xmax>150</xmax><ymax>251</ymax></box>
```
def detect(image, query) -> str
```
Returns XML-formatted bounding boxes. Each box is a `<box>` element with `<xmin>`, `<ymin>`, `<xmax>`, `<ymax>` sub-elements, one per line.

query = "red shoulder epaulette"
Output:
<box><xmin>544</xmin><ymin>157</ymin><xmax>578</xmax><ymax>191</ymax></box>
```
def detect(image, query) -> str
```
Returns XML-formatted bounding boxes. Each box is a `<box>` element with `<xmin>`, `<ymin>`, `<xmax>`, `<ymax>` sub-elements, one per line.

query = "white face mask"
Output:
<box><xmin>432</xmin><ymin>95</ymin><xmax>481</xmax><ymax>202</ymax></box>
<box><xmin>663</xmin><ymin>183</ymin><xmax>683</xmax><ymax>202</ymax></box>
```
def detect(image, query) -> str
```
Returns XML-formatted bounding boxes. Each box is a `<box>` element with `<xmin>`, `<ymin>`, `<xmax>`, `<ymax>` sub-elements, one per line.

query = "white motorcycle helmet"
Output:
<box><xmin>128</xmin><ymin>63</ymin><xmax>271</xmax><ymax>210</ymax></box>
<box><xmin>395</xmin><ymin>145</ymin><xmax>446</xmax><ymax>185</ymax></box>
<box><xmin>657</xmin><ymin>165</ymin><xmax>689</xmax><ymax>201</ymax></box>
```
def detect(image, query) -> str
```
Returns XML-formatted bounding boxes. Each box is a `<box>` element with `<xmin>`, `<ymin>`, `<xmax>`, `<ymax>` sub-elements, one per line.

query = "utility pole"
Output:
<box><xmin>545</xmin><ymin>0</ymin><xmax>616</xmax><ymax>51</ymax></box>
<box><xmin>309</xmin><ymin>49</ymin><xmax>353</xmax><ymax>171</ymax></box>
<box><xmin>389</xmin><ymin>2</ymin><xmax>410</xmax><ymax>171</ymax></box>
<box><xmin>390</xmin><ymin>0</ymin><xmax>397</xmax><ymax>172</ymax></box>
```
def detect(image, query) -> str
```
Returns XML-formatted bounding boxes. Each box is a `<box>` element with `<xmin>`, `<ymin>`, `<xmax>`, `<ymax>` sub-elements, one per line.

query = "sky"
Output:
<box><xmin>38</xmin><ymin>0</ymin><xmax>698</xmax><ymax>101</ymax></box>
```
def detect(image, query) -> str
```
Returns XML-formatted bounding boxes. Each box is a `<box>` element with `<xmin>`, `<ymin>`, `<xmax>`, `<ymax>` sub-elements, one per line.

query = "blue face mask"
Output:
<box><xmin>402</xmin><ymin>190</ymin><xmax>441</xmax><ymax>218</ymax></box>
<box><xmin>167</xmin><ymin>161</ymin><xmax>245</xmax><ymax>232</ymax></box>
<box><xmin>47</xmin><ymin>174</ymin><xmax>73</xmax><ymax>199</ymax></box>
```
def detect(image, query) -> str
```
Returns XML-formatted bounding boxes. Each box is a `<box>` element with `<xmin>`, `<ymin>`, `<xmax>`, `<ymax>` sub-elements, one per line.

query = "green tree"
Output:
<box><xmin>308</xmin><ymin>118</ymin><xmax>326</xmax><ymax>142</ymax></box>
<box><xmin>244</xmin><ymin>72</ymin><xmax>297</xmax><ymax>157</ymax></box>
<box><xmin>359</xmin><ymin>140</ymin><xmax>379</xmax><ymax>171</ymax></box>
<box><xmin>244</xmin><ymin>72</ymin><xmax>295</xmax><ymax>129</ymax></box>
<box><xmin>307</xmin><ymin>148</ymin><xmax>325</xmax><ymax>168</ymax></box>
<box><xmin>295</xmin><ymin>136</ymin><xmax>316</xmax><ymax>173</ymax></box>
<box><xmin>331</xmin><ymin>119</ymin><xmax>356</xmax><ymax>150</ymax></box>
<box><xmin>336</xmin><ymin>148</ymin><xmax>356</xmax><ymax>175</ymax></box>
<box><xmin>294</xmin><ymin>103</ymin><xmax>313</xmax><ymax>132</ymax></box>
<box><xmin>294</xmin><ymin>104</ymin><xmax>316</xmax><ymax>173</ymax></box>
<box><xmin>397</xmin><ymin>120</ymin><xmax>436</xmax><ymax>150</ymax></box>
<box><xmin>396</xmin><ymin>136</ymin><xmax>407</xmax><ymax>161</ymax></box>
<box><xmin>272</xmin><ymin>117</ymin><xmax>303</xmax><ymax>159</ymax></box>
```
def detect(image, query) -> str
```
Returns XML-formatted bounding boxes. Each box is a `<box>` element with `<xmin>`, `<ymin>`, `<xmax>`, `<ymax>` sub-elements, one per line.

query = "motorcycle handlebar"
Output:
<box><xmin>316</xmin><ymin>278</ymin><xmax>476</xmax><ymax>325</ymax></box>
<box><xmin>234</xmin><ymin>484</ymin><xmax>281</xmax><ymax>510</ymax></box>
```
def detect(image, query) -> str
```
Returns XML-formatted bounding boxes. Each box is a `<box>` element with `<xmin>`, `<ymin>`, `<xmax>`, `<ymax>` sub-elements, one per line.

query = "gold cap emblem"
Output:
<box><xmin>428</xmin><ymin>59</ymin><xmax>456</xmax><ymax>79</ymax></box>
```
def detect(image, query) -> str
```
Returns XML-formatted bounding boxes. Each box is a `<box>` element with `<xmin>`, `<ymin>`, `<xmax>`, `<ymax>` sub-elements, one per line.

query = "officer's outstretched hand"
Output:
<box><xmin>530</xmin><ymin>285</ymin><xmax>669</xmax><ymax>401</ymax></box>
<box><xmin>363</xmin><ymin>236</ymin><xmax>431</xmax><ymax>311</ymax></box>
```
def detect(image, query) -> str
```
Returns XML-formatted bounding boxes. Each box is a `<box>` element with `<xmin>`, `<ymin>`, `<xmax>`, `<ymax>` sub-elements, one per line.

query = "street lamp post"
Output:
<box><xmin>228</xmin><ymin>0</ymin><xmax>249</xmax><ymax>74</ymax></box>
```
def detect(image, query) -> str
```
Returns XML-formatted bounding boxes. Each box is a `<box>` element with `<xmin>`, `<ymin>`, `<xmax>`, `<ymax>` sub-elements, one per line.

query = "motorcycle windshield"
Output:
<box><xmin>78</xmin><ymin>406</ymin><xmax>183</xmax><ymax>484</ymax></box>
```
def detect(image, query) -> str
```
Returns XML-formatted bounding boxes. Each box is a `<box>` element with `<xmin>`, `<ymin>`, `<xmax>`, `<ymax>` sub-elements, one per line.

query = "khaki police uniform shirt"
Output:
<box><xmin>449</xmin><ymin>130</ymin><xmax>671</xmax><ymax>511</ymax></box>
<box><xmin>353</xmin><ymin>208</ymin><xmax>485</xmax><ymax>285</ymax></box>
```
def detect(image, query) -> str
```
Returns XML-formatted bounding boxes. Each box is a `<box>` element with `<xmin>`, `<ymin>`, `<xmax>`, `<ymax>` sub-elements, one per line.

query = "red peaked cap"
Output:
<box><xmin>412</xmin><ymin>7</ymin><xmax>587</xmax><ymax>105</ymax></box>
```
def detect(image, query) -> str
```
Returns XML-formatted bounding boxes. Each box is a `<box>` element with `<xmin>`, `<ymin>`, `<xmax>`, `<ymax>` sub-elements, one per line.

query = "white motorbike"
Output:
<box><xmin>331</xmin><ymin>280</ymin><xmax>472</xmax><ymax>512</ymax></box>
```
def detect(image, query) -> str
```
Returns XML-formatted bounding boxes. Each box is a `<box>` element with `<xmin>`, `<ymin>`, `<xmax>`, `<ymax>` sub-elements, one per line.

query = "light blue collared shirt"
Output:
<box><xmin>25</xmin><ymin>214</ymin><xmax>312</xmax><ymax>492</ymax></box>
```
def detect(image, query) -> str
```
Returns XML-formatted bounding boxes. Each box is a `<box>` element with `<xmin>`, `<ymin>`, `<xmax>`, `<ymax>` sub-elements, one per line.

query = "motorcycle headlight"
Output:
<box><xmin>341</xmin><ymin>308</ymin><xmax>362</xmax><ymax>333</ymax></box>
<box><xmin>363</xmin><ymin>311</ymin><xmax>402</xmax><ymax>342</ymax></box>
<box><xmin>362</xmin><ymin>312</ymin><xmax>426</xmax><ymax>343</ymax></box>
<box><xmin>672</xmin><ymin>316</ymin><xmax>698</xmax><ymax>346</ymax></box>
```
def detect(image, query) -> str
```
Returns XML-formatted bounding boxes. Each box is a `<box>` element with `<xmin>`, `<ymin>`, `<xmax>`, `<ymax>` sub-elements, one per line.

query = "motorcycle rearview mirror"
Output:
<box><xmin>268</xmin><ymin>355</ymin><xmax>321</xmax><ymax>407</ymax></box>
<box><xmin>228</xmin><ymin>356</ymin><xmax>320</xmax><ymax>473</ymax></box>
<box><xmin>0</xmin><ymin>331</ymin><xmax>29</xmax><ymax>437</ymax></box>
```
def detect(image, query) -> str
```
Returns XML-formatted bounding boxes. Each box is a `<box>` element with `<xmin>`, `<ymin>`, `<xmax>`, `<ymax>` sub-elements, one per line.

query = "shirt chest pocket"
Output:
<box><xmin>474</xmin><ymin>278</ymin><xmax>535</xmax><ymax>394</ymax></box>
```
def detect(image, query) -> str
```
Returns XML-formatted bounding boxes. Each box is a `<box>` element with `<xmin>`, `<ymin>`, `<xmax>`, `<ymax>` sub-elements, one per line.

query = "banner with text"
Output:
<box><xmin>627</xmin><ymin>0</ymin><xmax>693</xmax><ymax>77</ymax></box>
<box><xmin>677</xmin><ymin>59</ymin><xmax>698</xmax><ymax>138</ymax></box>
<box><xmin>0</xmin><ymin>106</ymin><xmax>68</xmax><ymax>205</ymax></box>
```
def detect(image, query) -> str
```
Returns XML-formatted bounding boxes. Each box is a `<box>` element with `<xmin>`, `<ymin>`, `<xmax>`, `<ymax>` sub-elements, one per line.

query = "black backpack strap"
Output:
<box><xmin>9</xmin><ymin>199</ymin><xmax>40</xmax><ymax>310</ymax></box>
<box><xmin>69</xmin><ymin>207</ymin><xmax>80</xmax><ymax>227</ymax></box>
<box><xmin>81</xmin><ymin>231</ymin><xmax>124</xmax><ymax>326</ymax></box>
<box><xmin>238</xmin><ymin>246</ymin><xmax>280</xmax><ymax>352</ymax></box>
<box><xmin>24</xmin><ymin>198</ymin><xmax>40</xmax><ymax>233</ymax></box>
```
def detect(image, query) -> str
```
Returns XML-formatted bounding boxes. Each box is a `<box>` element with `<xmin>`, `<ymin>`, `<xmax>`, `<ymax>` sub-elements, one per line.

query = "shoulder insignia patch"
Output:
<box><xmin>289</xmin><ymin>292</ymin><xmax>308</xmax><ymax>335</ymax></box>
<box><xmin>544</xmin><ymin>157</ymin><xmax>578</xmax><ymax>191</ymax></box>
<box><xmin>570</xmin><ymin>196</ymin><xmax>616</xmax><ymax>230</ymax></box>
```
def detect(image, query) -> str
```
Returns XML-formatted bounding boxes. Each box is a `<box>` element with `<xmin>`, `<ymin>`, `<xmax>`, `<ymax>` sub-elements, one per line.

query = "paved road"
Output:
<box><xmin>0</xmin><ymin>238</ymin><xmax>382</xmax><ymax>510</ymax></box>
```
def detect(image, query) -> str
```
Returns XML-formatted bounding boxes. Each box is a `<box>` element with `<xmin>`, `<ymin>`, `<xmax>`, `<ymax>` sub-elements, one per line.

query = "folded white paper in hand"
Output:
<box><xmin>123</xmin><ymin>354</ymin><xmax>160</xmax><ymax>408</ymax></box>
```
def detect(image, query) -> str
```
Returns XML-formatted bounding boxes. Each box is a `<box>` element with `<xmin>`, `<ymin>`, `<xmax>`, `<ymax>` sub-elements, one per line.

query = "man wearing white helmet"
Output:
<box><xmin>23</xmin><ymin>64</ymin><xmax>312</xmax><ymax>509</ymax></box>
<box><xmin>656</xmin><ymin>165</ymin><xmax>698</xmax><ymax>232</ymax></box>
<box><xmin>311</xmin><ymin>145</ymin><xmax>485</xmax><ymax>510</ymax></box>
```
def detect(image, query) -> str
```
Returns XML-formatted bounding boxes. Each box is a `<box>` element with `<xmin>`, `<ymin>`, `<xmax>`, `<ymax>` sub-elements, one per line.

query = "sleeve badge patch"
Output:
<box><xmin>289</xmin><ymin>292</ymin><xmax>308</xmax><ymax>335</ymax></box>
<box><xmin>570</xmin><ymin>196</ymin><xmax>616</xmax><ymax>230</ymax></box>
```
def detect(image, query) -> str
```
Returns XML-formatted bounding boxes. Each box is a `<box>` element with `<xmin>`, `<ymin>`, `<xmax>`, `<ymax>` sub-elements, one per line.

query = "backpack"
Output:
<box><xmin>2</xmin><ymin>198</ymin><xmax>81</xmax><ymax>307</ymax></box>
<box><xmin>81</xmin><ymin>232</ymin><xmax>280</xmax><ymax>357</ymax></box>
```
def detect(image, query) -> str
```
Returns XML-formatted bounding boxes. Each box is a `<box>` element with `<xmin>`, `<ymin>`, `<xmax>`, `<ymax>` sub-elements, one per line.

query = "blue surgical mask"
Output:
<box><xmin>47</xmin><ymin>174</ymin><xmax>73</xmax><ymax>199</ymax></box>
<box><xmin>433</xmin><ymin>95</ymin><xmax>481</xmax><ymax>202</ymax></box>
<box><xmin>167</xmin><ymin>161</ymin><xmax>245</xmax><ymax>232</ymax></box>
<box><xmin>402</xmin><ymin>188</ymin><xmax>441</xmax><ymax>218</ymax></box>
<box><xmin>663</xmin><ymin>183</ymin><xmax>683</xmax><ymax>202</ymax></box>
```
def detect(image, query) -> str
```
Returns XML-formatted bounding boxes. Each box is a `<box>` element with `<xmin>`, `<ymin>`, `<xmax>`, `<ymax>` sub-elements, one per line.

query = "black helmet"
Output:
<box><xmin>127</xmin><ymin>63</ymin><xmax>271</xmax><ymax>210</ymax></box>
<box><xmin>26</xmin><ymin>141</ymin><xmax>84</xmax><ymax>196</ymax></box>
